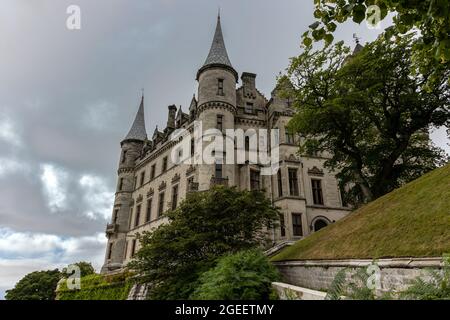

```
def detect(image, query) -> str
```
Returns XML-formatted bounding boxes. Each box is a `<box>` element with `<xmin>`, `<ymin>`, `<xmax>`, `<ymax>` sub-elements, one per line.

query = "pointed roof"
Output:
<box><xmin>122</xmin><ymin>95</ymin><xmax>147</xmax><ymax>142</ymax></box>
<box><xmin>197</xmin><ymin>14</ymin><xmax>238</xmax><ymax>80</ymax></box>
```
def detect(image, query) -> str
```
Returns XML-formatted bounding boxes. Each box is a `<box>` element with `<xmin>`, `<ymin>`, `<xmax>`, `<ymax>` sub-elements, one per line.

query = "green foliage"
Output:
<box><xmin>303</xmin><ymin>0</ymin><xmax>450</xmax><ymax>86</ymax></box>
<box><xmin>128</xmin><ymin>186</ymin><xmax>280</xmax><ymax>300</ymax></box>
<box><xmin>191</xmin><ymin>249</ymin><xmax>280</xmax><ymax>300</ymax></box>
<box><xmin>284</xmin><ymin>34</ymin><xmax>449</xmax><ymax>204</ymax></box>
<box><xmin>56</xmin><ymin>272</ymin><xmax>134</xmax><ymax>300</ymax></box>
<box><xmin>5</xmin><ymin>269</ymin><xmax>61</xmax><ymax>300</ymax></box>
<box><xmin>400</xmin><ymin>255</ymin><xmax>450</xmax><ymax>300</ymax></box>
<box><xmin>326</xmin><ymin>265</ymin><xmax>376</xmax><ymax>300</ymax></box>
<box><xmin>62</xmin><ymin>261</ymin><xmax>95</xmax><ymax>278</ymax></box>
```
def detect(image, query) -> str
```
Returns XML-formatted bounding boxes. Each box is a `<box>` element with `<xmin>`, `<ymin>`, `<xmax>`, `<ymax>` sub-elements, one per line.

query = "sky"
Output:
<box><xmin>0</xmin><ymin>0</ymin><xmax>448</xmax><ymax>299</ymax></box>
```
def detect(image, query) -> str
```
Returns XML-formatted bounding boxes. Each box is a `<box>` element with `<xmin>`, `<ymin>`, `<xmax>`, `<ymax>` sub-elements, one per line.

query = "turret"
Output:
<box><xmin>101</xmin><ymin>95</ymin><xmax>147</xmax><ymax>273</ymax></box>
<box><xmin>196</xmin><ymin>13</ymin><xmax>237</xmax><ymax>190</ymax></box>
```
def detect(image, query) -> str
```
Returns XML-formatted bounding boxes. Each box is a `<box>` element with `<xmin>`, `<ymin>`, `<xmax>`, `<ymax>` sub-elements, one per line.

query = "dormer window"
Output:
<box><xmin>217</xmin><ymin>79</ymin><xmax>224</xmax><ymax>96</ymax></box>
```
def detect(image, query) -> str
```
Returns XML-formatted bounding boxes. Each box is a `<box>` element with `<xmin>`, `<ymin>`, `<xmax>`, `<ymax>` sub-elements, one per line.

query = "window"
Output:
<box><xmin>187</xmin><ymin>176</ymin><xmax>194</xmax><ymax>186</ymax></box>
<box><xmin>250</xmin><ymin>170</ymin><xmax>260</xmax><ymax>191</ymax></box>
<box><xmin>134</xmin><ymin>176</ymin><xmax>137</xmax><ymax>190</ymax></box>
<box><xmin>172</xmin><ymin>185</ymin><xmax>178</xmax><ymax>210</ymax></box>
<box><xmin>140</xmin><ymin>171</ymin><xmax>145</xmax><ymax>187</ymax></box>
<box><xmin>279</xmin><ymin>214</ymin><xmax>286</xmax><ymax>237</ymax></box>
<box><xmin>131</xmin><ymin>239</ymin><xmax>136</xmax><ymax>258</ymax></box>
<box><xmin>158</xmin><ymin>192</ymin><xmax>165</xmax><ymax>217</ymax></box>
<box><xmin>277</xmin><ymin>170</ymin><xmax>283</xmax><ymax>197</ymax></box>
<box><xmin>107</xmin><ymin>243</ymin><xmax>113</xmax><ymax>259</ymax></box>
<box><xmin>150</xmin><ymin>164</ymin><xmax>156</xmax><ymax>180</ymax></box>
<box><xmin>245</xmin><ymin>136</ymin><xmax>250</xmax><ymax>151</ymax></box>
<box><xmin>288</xmin><ymin>168</ymin><xmax>299</xmax><ymax>196</ymax></box>
<box><xmin>245</xmin><ymin>102</ymin><xmax>254</xmax><ymax>114</ymax></box>
<box><xmin>285</xmin><ymin>130</ymin><xmax>294</xmax><ymax>144</ymax></box>
<box><xmin>215</xmin><ymin>162</ymin><xmax>222</xmax><ymax>179</ymax></box>
<box><xmin>134</xmin><ymin>205</ymin><xmax>141</xmax><ymax>227</ymax></box>
<box><xmin>190</xmin><ymin>138</ymin><xmax>195</xmax><ymax>157</ymax></box>
<box><xmin>217</xmin><ymin>79</ymin><xmax>224</xmax><ymax>95</ymax></box>
<box><xmin>162</xmin><ymin>157</ymin><xmax>168</xmax><ymax>173</ymax></box>
<box><xmin>113</xmin><ymin>209</ymin><xmax>119</xmax><ymax>224</ymax></box>
<box><xmin>118</xmin><ymin>178</ymin><xmax>124</xmax><ymax>191</ymax></box>
<box><xmin>217</xmin><ymin>115</ymin><xmax>223</xmax><ymax>131</ymax></box>
<box><xmin>311</xmin><ymin>179</ymin><xmax>324</xmax><ymax>205</ymax></box>
<box><xmin>146</xmin><ymin>199</ymin><xmax>152</xmax><ymax>222</ymax></box>
<box><xmin>124</xmin><ymin>241</ymin><xmax>128</xmax><ymax>259</ymax></box>
<box><xmin>292</xmin><ymin>213</ymin><xmax>303</xmax><ymax>237</ymax></box>
<box><xmin>128</xmin><ymin>207</ymin><xmax>133</xmax><ymax>229</ymax></box>
<box><xmin>121</xmin><ymin>150</ymin><xmax>127</xmax><ymax>164</ymax></box>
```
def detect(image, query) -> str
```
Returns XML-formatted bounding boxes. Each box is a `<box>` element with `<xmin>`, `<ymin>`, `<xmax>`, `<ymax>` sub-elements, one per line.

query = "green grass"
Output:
<box><xmin>272</xmin><ymin>164</ymin><xmax>450</xmax><ymax>261</ymax></box>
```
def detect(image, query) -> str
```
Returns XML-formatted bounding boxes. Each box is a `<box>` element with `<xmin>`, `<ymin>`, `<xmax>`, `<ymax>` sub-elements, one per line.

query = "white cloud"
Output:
<box><xmin>40</xmin><ymin>163</ymin><xmax>69</xmax><ymax>212</ymax></box>
<box><xmin>0</xmin><ymin>112</ymin><xmax>22</xmax><ymax>147</ymax></box>
<box><xmin>0</xmin><ymin>227</ymin><xmax>107</xmax><ymax>299</ymax></box>
<box><xmin>79</xmin><ymin>174</ymin><xmax>114</xmax><ymax>220</ymax></box>
<box><xmin>0</xmin><ymin>157</ymin><xmax>29</xmax><ymax>177</ymax></box>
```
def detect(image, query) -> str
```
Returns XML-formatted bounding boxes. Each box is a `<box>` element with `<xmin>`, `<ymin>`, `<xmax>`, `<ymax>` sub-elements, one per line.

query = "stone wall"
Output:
<box><xmin>274</xmin><ymin>257</ymin><xmax>443</xmax><ymax>294</ymax></box>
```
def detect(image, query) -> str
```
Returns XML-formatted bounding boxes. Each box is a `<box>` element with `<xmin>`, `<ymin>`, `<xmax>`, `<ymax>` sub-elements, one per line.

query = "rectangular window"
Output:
<box><xmin>245</xmin><ymin>102</ymin><xmax>254</xmax><ymax>114</ymax></box>
<box><xmin>245</xmin><ymin>136</ymin><xmax>250</xmax><ymax>151</ymax></box>
<box><xmin>250</xmin><ymin>170</ymin><xmax>260</xmax><ymax>191</ymax></box>
<box><xmin>146</xmin><ymin>199</ymin><xmax>152</xmax><ymax>222</ymax></box>
<box><xmin>279</xmin><ymin>214</ymin><xmax>286</xmax><ymax>237</ymax></box>
<box><xmin>312</xmin><ymin>179</ymin><xmax>324</xmax><ymax>205</ymax></box>
<box><xmin>292</xmin><ymin>213</ymin><xmax>303</xmax><ymax>237</ymax></box>
<box><xmin>285</xmin><ymin>131</ymin><xmax>295</xmax><ymax>144</ymax></box>
<box><xmin>113</xmin><ymin>209</ymin><xmax>119</xmax><ymax>224</ymax></box>
<box><xmin>150</xmin><ymin>164</ymin><xmax>156</xmax><ymax>180</ymax></box>
<box><xmin>118</xmin><ymin>178</ymin><xmax>124</xmax><ymax>191</ymax></box>
<box><xmin>190</xmin><ymin>138</ymin><xmax>195</xmax><ymax>157</ymax></box>
<box><xmin>277</xmin><ymin>170</ymin><xmax>283</xmax><ymax>197</ymax></box>
<box><xmin>128</xmin><ymin>208</ymin><xmax>133</xmax><ymax>229</ymax></box>
<box><xmin>131</xmin><ymin>239</ymin><xmax>136</xmax><ymax>258</ymax></box>
<box><xmin>215</xmin><ymin>162</ymin><xmax>222</xmax><ymax>179</ymax></box>
<box><xmin>158</xmin><ymin>192</ymin><xmax>165</xmax><ymax>217</ymax></box>
<box><xmin>162</xmin><ymin>157</ymin><xmax>168</xmax><ymax>173</ymax></box>
<box><xmin>134</xmin><ymin>205</ymin><xmax>141</xmax><ymax>227</ymax></box>
<box><xmin>140</xmin><ymin>171</ymin><xmax>145</xmax><ymax>187</ymax></box>
<box><xmin>107</xmin><ymin>243</ymin><xmax>113</xmax><ymax>260</ymax></box>
<box><xmin>172</xmin><ymin>185</ymin><xmax>178</xmax><ymax>210</ymax></box>
<box><xmin>288</xmin><ymin>168</ymin><xmax>299</xmax><ymax>196</ymax></box>
<box><xmin>217</xmin><ymin>115</ymin><xmax>223</xmax><ymax>131</ymax></box>
<box><xmin>121</xmin><ymin>150</ymin><xmax>127</xmax><ymax>163</ymax></box>
<box><xmin>217</xmin><ymin>79</ymin><xmax>224</xmax><ymax>95</ymax></box>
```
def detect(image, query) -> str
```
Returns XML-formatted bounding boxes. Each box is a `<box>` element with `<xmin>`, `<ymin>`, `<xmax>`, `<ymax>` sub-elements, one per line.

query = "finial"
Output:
<box><xmin>140</xmin><ymin>88</ymin><xmax>144</xmax><ymax>103</ymax></box>
<box><xmin>218</xmin><ymin>6</ymin><xmax>221</xmax><ymax>20</ymax></box>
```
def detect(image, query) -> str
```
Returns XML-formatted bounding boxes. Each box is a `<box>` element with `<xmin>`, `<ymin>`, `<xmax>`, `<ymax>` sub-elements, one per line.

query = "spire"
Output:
<box><xmin>197</xmin><ymin>13</ymin><xmax>237</xmax><ymax>80</ymax></box>
<box><xmin>122</xmin><ymin>94</ymin><xmax>147</xmax><ymax>143</ymax></box>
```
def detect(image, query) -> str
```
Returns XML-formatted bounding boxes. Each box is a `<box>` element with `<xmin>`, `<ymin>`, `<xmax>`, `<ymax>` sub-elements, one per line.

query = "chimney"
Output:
<box><xmin>167</xmin><ymin>105</ymin><xmax>177</xmax><ymax>129</ymax></box>
<box><xmin>241</xmin><ymin>72</ymin><xmax>256</xmax><ymax>90</ymax></box>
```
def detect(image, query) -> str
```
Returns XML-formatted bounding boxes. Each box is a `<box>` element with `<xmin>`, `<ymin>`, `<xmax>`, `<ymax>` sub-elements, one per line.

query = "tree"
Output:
<box><xmin>303</xmin><ymin>0</ymin><xmax>450</xmax><ymax>86</ymax></box>
<box><xmin>283</xmin><ymin>34</ymin><xmax>449</xmax><ymax>203</ymax></box>
<box><xmin>5</xmin><ymin>269</ymin><xmax>61</xmax><ymax>300</ymax></box>
<box><xmin>62</xmin><ymin>261</ymin><xmax>95</xmax><ymax>278</ymax></box>
<box><xmin>128</xmin><ymin>186</ymin><xmax>280</xmax><ymax>300</ymax></box>
<box><xmin>191</xmin><ymin>249</ymin><xmax>280</xmax><ymax>300</ymax></box>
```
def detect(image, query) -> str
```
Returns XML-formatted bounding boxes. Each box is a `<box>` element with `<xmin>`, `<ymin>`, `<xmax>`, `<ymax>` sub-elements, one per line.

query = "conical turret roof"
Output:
<box><xmin>197</xmin><ymin>14</ymin><xmax>237</xmax><ymax>80</ymax></box>
<box><xmin>122</xmin><ymin>95</ymin><xmax>147</xmax><ymax>142</ymax></box>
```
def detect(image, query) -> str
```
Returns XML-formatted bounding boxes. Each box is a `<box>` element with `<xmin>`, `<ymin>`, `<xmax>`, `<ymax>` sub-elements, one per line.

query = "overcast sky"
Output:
<box><xmin>0</xmin><ymin>0</ymin><xmax>448</xmax><ymax>299</ymax></box>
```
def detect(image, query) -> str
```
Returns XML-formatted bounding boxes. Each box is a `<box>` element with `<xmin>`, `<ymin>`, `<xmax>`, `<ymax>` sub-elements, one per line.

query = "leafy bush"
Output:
<box><xmin>61</xmin><ymin>261</ymin><xmax>95</xmax><ymax>278</ymax></box>
<box><xmin>400</xmin><ymin>255</ymin><xmax>450</xmax><ymax>300</ymax></box>
<box><xmin>57</xmin><ymin>272</ymin><xmax>134</xmax><ymax>300</ymax></box>
<box><xmin>191</xmin><ymin>249</ymin><xmax>280</xmax><ymax>300</ymax></box>
<box><xmin>129</xmin><ymin>186</ymin><xmax>280</xmax><ymax>300</ymax></box>
<box><xmin>5</xmin><ymin>269</ymin><xmax>61</xmax><ymax>300</ymax></box>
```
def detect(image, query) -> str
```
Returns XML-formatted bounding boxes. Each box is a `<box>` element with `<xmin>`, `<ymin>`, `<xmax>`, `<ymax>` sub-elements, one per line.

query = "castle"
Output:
<box><xmin>101</xmin><ymin>15</ymin><xmax>351</xmax><ymax>273</ymax></box>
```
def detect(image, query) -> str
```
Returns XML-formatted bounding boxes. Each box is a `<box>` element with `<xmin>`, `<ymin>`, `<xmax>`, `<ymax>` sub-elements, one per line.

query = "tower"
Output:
<box><xmin>101</xmin><ymin>95</ymin><xmax>147</xmax><ymax>273</ymax></box>
<box><xmin>196</xmin><ymin>13</ymin><xmax>238</xmax><ymax>189</ymax></box>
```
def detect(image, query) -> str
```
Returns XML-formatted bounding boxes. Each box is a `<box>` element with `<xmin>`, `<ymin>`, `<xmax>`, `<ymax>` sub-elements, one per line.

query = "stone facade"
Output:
<box><xmin>101</xmin><ymin>15</ymin><xmax>351</xmax><ymax>273</ymax></box>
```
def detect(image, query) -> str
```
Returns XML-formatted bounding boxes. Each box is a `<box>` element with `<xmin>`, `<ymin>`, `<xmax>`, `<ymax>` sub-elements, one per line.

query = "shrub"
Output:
<box><xmin>191</xmin><ymin>249</ymin><xmax>280</xmax><ymax>300</ymax></box>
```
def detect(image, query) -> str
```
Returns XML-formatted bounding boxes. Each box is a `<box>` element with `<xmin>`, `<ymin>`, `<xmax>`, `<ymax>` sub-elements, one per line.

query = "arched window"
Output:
<box><xmin>314</xmin><ymin>219</ymin><xmax>328</xmax><ymax>232</ymax></box>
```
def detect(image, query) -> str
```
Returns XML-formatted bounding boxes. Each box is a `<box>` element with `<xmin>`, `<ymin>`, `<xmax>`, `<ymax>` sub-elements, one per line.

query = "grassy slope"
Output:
<box><xmin>272</xmin><ymin>164</ymin><xmax>450</xmax><ymax>261</ymax></box>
